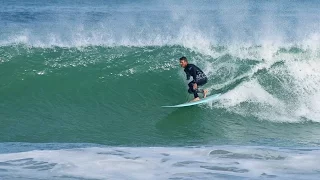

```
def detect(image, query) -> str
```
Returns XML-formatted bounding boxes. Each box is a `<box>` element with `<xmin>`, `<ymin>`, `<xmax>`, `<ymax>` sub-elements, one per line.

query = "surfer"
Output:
<box><xmin>179</xmin><ymin>57</ymin><xmax>208</xmax><ymax>101</ymax></box>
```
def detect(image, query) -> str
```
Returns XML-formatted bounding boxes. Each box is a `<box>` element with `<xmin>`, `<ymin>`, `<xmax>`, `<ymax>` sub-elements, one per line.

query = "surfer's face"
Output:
<box><xmin>180</xmin><ymin>60</ymin><xmax>188</xmax><ymax>68</ymax></box>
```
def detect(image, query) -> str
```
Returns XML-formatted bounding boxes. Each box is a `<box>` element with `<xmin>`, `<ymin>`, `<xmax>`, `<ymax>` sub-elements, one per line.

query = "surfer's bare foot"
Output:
<box><xmin>203</xmin><ymin>89</ymin><xmax>208</xmax><ymax>98</ymax></box>
<box><xmin>191</xmin><ymin>97</ymin><xmax>200</xmax><ymax>102</ymax></box>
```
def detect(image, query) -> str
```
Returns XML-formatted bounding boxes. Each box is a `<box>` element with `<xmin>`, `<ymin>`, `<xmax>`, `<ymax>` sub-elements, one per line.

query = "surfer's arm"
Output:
<box><xmin>184</xmin><ymin>69</ymin><xmax>191</xmax><ymax>80</ymax></box>
<box><xmin>186</xmin><ymin>74</ymin><xmax>190</xmax><ymax>80</ymax></box>
<box><xmin>190</xmin><ymin>65</ymin><xmax>198</xmax><ymax>83</ymax></box>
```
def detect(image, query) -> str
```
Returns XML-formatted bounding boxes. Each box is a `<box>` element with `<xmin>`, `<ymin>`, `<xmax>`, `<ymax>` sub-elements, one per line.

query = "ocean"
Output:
<box><xmin>1</xmin><ymin>0</ymin><xmax>320</xmax><ymax>179</ymax></box>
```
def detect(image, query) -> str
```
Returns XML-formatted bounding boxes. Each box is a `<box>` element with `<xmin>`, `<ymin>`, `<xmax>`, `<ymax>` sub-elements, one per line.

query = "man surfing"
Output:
<box><xmin>179</xmin><ymin>56</ymin><xmax>208</xmax><ymax>101</ymax></box>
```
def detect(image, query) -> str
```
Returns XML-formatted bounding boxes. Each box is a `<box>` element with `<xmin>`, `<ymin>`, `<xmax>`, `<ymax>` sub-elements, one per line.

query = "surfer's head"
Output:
<box><xmin>179</xmin><ymin>56</ymin><xmax>188</xmax><ymax>68</ymax></box>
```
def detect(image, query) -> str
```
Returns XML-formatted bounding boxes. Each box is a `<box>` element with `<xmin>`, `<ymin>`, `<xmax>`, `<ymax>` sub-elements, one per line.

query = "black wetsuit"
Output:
<box><xmin>184</xmin><ymin>64</ymin><xmax>207</xmax><ymax>98</ymax></box>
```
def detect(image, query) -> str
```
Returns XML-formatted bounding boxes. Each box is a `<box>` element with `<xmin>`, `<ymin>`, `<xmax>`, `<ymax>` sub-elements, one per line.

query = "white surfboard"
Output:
<box><xmin>162</xmin><ymin>93</ymin><xmax>222</xmax><ymax>108</ymax></box>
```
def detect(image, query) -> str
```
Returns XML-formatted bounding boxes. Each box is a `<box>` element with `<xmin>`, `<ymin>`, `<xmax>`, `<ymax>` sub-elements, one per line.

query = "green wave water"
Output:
<box><xmin>1</xmin><ymin>44</ymin><xmax>320</xmax><ymax>147</ymax></box>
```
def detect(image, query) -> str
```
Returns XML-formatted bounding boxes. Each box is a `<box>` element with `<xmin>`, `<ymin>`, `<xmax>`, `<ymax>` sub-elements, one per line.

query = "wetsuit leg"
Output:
<box><xmin>195</xmin><ymin>78</ymin><xmax>208</xmax><ymax>94</ymax></box>
<box><xmin>188</xmin><ymin>81</ymin><xmax>199</xmax><ymax>98</ymax></box>
<box><xmin>188</xmin><ymin>78</ymin><xmax>208</xmax><ymax>98</ymax></box>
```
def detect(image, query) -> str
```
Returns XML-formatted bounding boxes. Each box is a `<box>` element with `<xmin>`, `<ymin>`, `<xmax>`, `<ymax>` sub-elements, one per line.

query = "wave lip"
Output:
<box><xmin>1</xmin><ymin>0</ymin><xmax>320</xmax><ymax>49</ymax></box>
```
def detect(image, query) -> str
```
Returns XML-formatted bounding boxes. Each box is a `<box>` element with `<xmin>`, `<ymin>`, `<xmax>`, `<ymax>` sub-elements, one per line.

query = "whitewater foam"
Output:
<box><xmin>1</xmin><ymin>0</ymin><xmax>320</xmax><ymax>50</ymax></box>
<box><xmin>0</xmin><ymin>145</ymin><xmax>319</xmax><ymax>180</ymax></box>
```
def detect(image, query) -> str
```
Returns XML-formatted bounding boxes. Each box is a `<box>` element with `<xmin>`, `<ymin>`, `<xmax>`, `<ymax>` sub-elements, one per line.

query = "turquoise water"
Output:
<box><xmin>1</xmin><ymin>0</ymin><xmax>320</xmax><ymax>179</ymax></box>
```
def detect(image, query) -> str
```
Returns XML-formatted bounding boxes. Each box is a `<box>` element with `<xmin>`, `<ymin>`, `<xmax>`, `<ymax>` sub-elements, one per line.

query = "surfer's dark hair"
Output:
<box><xmin>179</xmin><ymin>56</ymin><xmax>188</xmax><ymax>62</ymax></box>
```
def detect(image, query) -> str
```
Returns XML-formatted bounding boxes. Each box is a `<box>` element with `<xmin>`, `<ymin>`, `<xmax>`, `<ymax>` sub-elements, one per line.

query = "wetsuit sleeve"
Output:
<box><xmin>184</xmin><ymin>69</ymin><xmax>191</xmax><ymax>80</ymax></box>
<box><xmin>186</xmin><ymin>73</ymin><xmax>190</xmax><ymax>80</ymax></box>
<box><xmin>190</xmin><ymin>65</ymin><xmax>198</xmax><ymax>83</ymax></box>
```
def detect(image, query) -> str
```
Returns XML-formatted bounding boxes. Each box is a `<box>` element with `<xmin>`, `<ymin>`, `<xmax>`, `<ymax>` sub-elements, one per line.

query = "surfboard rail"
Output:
<box><xmin>162</xmin><ymin>93</ymin><xmax>222</xmax><ymax>108</ymax></box>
